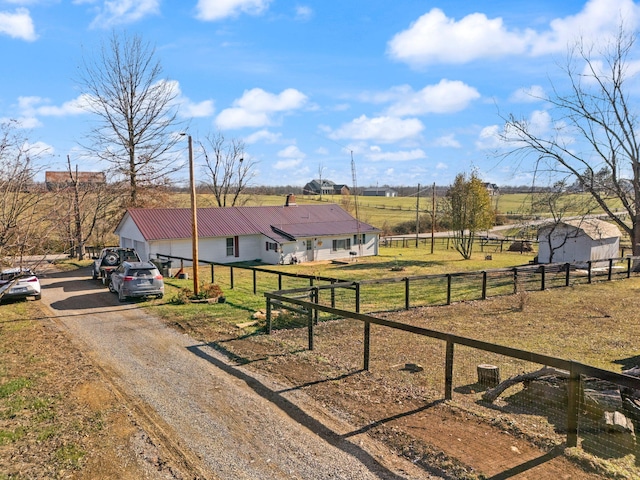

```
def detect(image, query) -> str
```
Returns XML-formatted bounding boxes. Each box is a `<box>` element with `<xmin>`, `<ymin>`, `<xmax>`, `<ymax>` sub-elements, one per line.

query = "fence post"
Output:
<box><xmin>331</xmin><ymin>279</ymin><xmax>336</xmax><ymax>308</ymax></box>
<box><xmin>587</xmin><ymin>261</ymin><xmax>592</xmax><ymax>284</ymax></box>
<box><xmin>566</xmin><ymin>362</ymin><xmax>580</xmax><ymax>448</ymax></box>
<box><xmin>307</xmin><ymin>297</ymin><xmax>314</xmax><ymax>351</ymax></box>
<box><xmin>211</xmin><ymin>264</ymin><xmax>215</xmax><ymax>284</ymax></box>
<box><xmin>608</xmin><ymin>258</ymin><xmax>613</xmax><ymax>281</ymax></box>
<box><xmin>513</xmin><ymin>268</ymin><xmax>518</xmax><ymax>294</ymax></box>
<box><xmin>481</xmin><ymin>271</ymin><xmax>487</xmax><ymax>300</ymax></box>
<box><xmin>310</xmin><ymin>277</ymin><xmax>314</xmax><ymax>287</ymax></box>
<box><xmin>253</xmin><ymin>269</ymin><xmax>257</xmax><ymax>294</ymax></box>
<box><xmin>230</xmin><ymin>266</ymin><xmax>234</xmax><ymax>289</ymax></box>
<box><xmin>355</xmin><ymin>282</ymin><xmax>361</xmax><ymax>313</ymax></box>
<box><xmin>278</xmin><ymin>273</ymin><xmax>282</xmax><ymax>290</ymax></box>
<box><xmin>404</xmin><ymin>277</ymin><xmax>410</xmax><ymax>310</ymax></box>
<box><xmin>313</xmin><ymin>286</ymin><xmax>319</xmax><ymax>325</ymax></box>
<box><xmin>628</xmin><ymin>256</ymin><xmax>632</xmax><ymax>278</ymax></box>
<box><xmin>363</xmin><ymin>320</ymin><xmax>370</xmax><ymax>371</ymax></box>
<box><xmin>541</xmin><ymin>265</ymin><xmax>546</xmax><ymax>291</ymax></box>
<box><xmin>565</xmin><ymin>263</ymin><xmax>570</xmax><ymax>287</ymax></box>
<box><xmin>446</xmin><ymin>274</ymin><xmax>452</xmax><ymax>305</ymax></box>
<box><xmin>445</xmin><ymin>341</ymin><xmax>454</xmax><ymax>400</ymax></box>
<box><xmin>266</xmin><ymin>297</ymin><xmax>272</xmax><ymax>334</ymax></box>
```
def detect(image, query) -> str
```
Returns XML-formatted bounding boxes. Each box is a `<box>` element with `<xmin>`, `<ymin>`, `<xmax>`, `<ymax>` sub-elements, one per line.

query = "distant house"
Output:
<box><xmin>362</xmin><ymin>187</ymin><xmax>397</xmax><ymax>197</ymax></box>
<box><xmin>303</xmin><ymin>179</ymin><xmax>350</xmax><ymax>196</ymax></box>
<box><xmin>115</xmin><ymin>195</ymin><xmax>380</xmax><ymax>265</ymax></box>
<box><xmin>45</xmin><ymin>171</ymin><xmax>106</xmax><ymax>191</ymax></box>
<box><xmin>483</xmin><ymin>183</ymin><xmax>500</xmax><ymax>196</ymax></box>
<box><xmin>537</xmin><ymin>218</ymin><xmax>621</xmax><ymax>267</ymax></box>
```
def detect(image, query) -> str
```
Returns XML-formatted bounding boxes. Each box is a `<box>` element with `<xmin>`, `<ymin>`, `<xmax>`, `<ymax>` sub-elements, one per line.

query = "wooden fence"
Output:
<box><xmin>264</xmin><ymin>285</ymin><xmax>640</xmax><ymax>462</ymax></box>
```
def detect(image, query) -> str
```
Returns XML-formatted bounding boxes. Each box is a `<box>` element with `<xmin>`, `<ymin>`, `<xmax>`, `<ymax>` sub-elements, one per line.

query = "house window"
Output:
<box><xmin>306</xmin><ymin>239</ymin><xmax>312</xmax><ymax>251</ymax></box>
<box><xmin>353</xmin><ymin>234</ymin><xmax>365</xmax><ymax>245</ymax></box>
<box><xmin>266</xmin><ymin>242</ymin><xmax>278</xmax><ymax>251</ymax></box>
<box><xmin>226</xmin><ymin>237</ymin><xmax>234</xmax><ymax>256</ymax></box>
<box><xmin>332</xmin><ymin>238</ymin><xmax>351</xmax><ymax>251</ymax></box>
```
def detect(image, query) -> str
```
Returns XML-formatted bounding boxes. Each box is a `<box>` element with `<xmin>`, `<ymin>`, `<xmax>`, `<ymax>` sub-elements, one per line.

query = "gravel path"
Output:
<box><xmin>40</xmin><ymin>267</ymin><xmax>439</xmax><ymax>480</ymax></box>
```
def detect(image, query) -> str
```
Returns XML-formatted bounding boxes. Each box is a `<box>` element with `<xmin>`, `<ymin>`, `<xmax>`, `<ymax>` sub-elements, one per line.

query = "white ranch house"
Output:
<box><xmin>537</xmin><ymin>218</ymin><xmax>621</xmax><ymax>267</ymax></box>
<box><xmin>115</xmin><ymin>198</ymin><xmax>380</xmax><ymax>266</ymax></box>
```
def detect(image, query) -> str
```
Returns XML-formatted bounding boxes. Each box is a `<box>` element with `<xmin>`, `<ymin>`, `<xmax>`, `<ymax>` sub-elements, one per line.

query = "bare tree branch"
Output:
<box><xmin>77</xmin><ymin>31</ymin><xmax>184</xmax><ymax>206</ymax></box>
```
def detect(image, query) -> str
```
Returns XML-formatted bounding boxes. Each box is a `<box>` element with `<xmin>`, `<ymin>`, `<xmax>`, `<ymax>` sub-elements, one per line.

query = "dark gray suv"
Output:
<box><xmin>109</xmin><ymin>261</ymin><xmax>164</xmax><ymax>302</ymax></box>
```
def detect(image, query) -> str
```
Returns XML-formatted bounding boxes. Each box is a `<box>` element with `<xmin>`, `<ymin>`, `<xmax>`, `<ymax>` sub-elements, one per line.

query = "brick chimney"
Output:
<box><xmin>285</xmin><ymin>193</ymin><xmax>297</xmax><ymax>206</ymax></box>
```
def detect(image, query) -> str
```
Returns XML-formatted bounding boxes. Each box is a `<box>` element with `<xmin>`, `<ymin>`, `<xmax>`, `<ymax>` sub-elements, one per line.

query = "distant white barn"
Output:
<box><xmin>537</xmin><ymin>218</ymin><xmax>621</xmax><ymax>266</ymax></box>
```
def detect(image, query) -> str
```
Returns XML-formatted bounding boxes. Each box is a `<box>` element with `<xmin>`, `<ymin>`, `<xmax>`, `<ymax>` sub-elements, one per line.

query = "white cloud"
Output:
<box><xmin>0</xmin><ymin>8</ymin><xmax>37</xmax><ymax>41</ymax></box>
<box><xmin>88</xmin><ymin>0</ymin><xmax>160</xmax><ymax>28</ymax></box>
<box><xmin>510</xmin><ymin>85</ymin><xmax>546</xmax><ymax>103</ymax></box>
<box><xmin>216</xmin><ymin>88</ymin><xmax>308</xmax><ymax>129</ymax></box>
<box><xmin>277</xmin><ymin>145</ymin><xmax>305</xmax><ymax>159</ymax></box>
<box><xmin>386</xmin><ymin>80</ymin><xmax>480</xmax><ymax>116</ymax></box>
<box><xmin>531</xmin><ymin>0</ymin><xmax>640</xmax><ymax>55</ymax></box>
<box><xmin>18</xmin><ymin>95</ymin><xmax>90</xmax><ymax>117</ymax></box>
<box><xmin>433</xmin><ymin>134</ymin><xmax>461</xmax><ymax>148</ymax></box>
<box><xmin>0</xmin><ymin>116</ymin><xmax>41</xmax><ymax>129</ymax></box>
<box><xmin>436</xmin><ymin>162</ymin><xmax>448</xmax><ymax>170</ymax></box>
<box><xmin>196</xmin><ymin>0</ymin><xmax>271</xmax><ymax>21</ymax></box>
<box><xmin>328</xmin><ymin>115</ymin><xmax>424</xmax><ymax>143</ymax></box>
<box><xmin>387</xmin><ymin>0</ymin><xmax>640</xmax><ymax>67</ymax></box>
<box><xmin>476</xmin><ymin>110</ymin><xmax>554</xmax><ymax>150</ymax></box>
<box><xmin>181</xmin><ymin>99</ymin><xmax>215</xmax><ymax>118</ymax></box>
<box><xmin>24</xmin><ymin>140</ymin><xmax>52</xmax><ymax>157</ymax></box>
<box><xmin>387</xmin><ymin>8</ymin><xmax>532</xmax><ymax>67</ymax></box>
<box><xmin>244</xmin><ymin>129</ymin><xmax>281</xmax><ymax>144</ymax></box>
<box><xmin>295</xmin><ymin>5</ymin><xmax>313</xmax><ymax>21</ymax></box>
<box><xmin>274</xmin><ymin>159</ymin><xmax>303</xmax><ymax>169</ymax></box>
<box><xmin>365</xmin><ymin>148</ymin><xmax>426</xmax><ymax>162</ymax></box>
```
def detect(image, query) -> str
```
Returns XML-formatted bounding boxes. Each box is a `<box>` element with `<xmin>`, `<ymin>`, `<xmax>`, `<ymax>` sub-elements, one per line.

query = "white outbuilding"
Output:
<box><xmin>537</xmin><ymin>218</ymin><xmax>621</xmax><ymax>267</ymax></box>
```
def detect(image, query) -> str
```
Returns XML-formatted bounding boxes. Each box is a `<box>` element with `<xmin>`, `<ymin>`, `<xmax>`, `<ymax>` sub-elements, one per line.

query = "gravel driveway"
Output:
<box><xmin>40</xmin><ymin>267</ymin><xmax>439</xmax><ymax>480</ymax></box>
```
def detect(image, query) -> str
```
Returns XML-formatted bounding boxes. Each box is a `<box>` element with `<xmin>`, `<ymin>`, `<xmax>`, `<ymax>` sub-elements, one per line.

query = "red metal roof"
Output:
<box><xmin>120</xmin><ymin>205</ymin><xmax>380</xmax><ymax>242</ymax></box>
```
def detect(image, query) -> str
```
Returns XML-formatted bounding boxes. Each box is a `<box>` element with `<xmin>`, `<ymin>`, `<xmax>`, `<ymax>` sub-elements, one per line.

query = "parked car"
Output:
<box><xmin>109</xmin><ymin>261</ymin><xmax>164</xmax><ymax>302</ymax></box>
<box><xmin>0</xmin><ymin>268</ymin><xmax>42</xmax><ymax>302</ymax></box>
<box><xmin>92</xmin><ymin>247</ymin><xmax>141</xmax><ymax>284</ymax></box>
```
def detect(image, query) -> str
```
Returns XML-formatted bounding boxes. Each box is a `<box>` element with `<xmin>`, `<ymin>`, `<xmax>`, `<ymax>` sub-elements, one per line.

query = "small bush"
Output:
<box><xmin>199</xmin><ymin>283</ymin><xmax>223</xmax><ymax>299</ymax></box>
<box><xmin>169</xmin><ymin>288</ymin><xmax>193</xmax><ymax>305</ymax></box>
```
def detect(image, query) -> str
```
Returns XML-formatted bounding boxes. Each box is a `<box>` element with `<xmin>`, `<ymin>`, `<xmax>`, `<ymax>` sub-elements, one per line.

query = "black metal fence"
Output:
<box><xmin>264</xmin><ymin>286</ymin><xmax>640</xmax><ymax>474</ymax></box>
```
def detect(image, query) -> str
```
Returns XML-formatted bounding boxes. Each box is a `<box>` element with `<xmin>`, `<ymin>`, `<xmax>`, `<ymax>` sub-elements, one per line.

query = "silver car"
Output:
<box><xmin>109</xmin><ymin>261</ymin><xmax>164</xmax><ymax>302</ymax></box>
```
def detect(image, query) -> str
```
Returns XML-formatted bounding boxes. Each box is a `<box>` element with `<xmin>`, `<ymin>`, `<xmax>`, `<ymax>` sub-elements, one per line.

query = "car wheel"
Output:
<box><xmin>118</xmin><ymin>289</ymin><xmax>127</xmax><ymax>302</ymax></box>
<box><xmin>104</xmin><ymin>253</ymin><xmax>119</xmax><ymax>266</ymax></box>
<box><xmin>157</xmin><ymin>294</ymin><xmax>163</xmax><ymax>299</ymax></box>
<box><xmin>34</xmin><ymin>293</ymin><xmax>41</xmax><ymax>300</ymax></box>
<box><xmin>108</xmin><ymin>280</ymin><xmax>116</xmax><ymax>293</ymax></box>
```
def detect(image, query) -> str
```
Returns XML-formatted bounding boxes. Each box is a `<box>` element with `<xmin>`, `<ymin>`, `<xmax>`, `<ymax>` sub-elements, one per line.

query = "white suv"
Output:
<box><xmin>0</xmin><ymin>268</ymin><xmax>42</xmax><ymax>302</ymax></box>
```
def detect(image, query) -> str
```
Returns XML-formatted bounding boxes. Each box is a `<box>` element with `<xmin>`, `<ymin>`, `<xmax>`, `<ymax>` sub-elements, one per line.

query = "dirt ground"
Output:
<box><xmin>0</xmin><ymin>302</ymin><xmax>183</xmax><ymax>480</ymax></box>
<box><xmin>1</xmin><ymin>266</ymin><xmax>633</xmax><ymax>479</ymax></box>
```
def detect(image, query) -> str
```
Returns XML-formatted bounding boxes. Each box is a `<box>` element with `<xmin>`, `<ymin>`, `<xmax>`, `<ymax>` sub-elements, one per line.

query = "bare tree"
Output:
<box><xmin>77</xmin><ymin>31</ymin><xmax>183</xmax><ymax>206</ymax></box>
<box><xmin>0</xmin><ymin>121</ymin><xmax>47</xmax><ymax>263</ymax></box>
<box><xmin>199</xmin><ymin>131</ymin><xmax>256</xmax><ymax>207</ymax></box>
<box><xmin>59</xmin><ymin>157</ymin><xmax>121</xmax><ymax>260</ymax></box>
<box><xmin>502</xmin><ymin>28</ymin><xmax>640</xmax><ymax>254</ymax></box>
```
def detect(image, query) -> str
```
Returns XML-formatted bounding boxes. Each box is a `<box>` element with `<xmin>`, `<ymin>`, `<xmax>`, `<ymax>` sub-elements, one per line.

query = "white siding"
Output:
<box><xmin>118</xmin><ymin>214</ymin><xmax>379</xmax><ymax>266</ymax></box>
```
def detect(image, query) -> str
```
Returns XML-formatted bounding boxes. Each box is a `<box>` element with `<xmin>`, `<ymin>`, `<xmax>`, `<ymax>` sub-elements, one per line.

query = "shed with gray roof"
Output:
<box><xmin>537</xmin><ymin>218</ymin><xmax>621</xmax><ymax>266</ymax></box>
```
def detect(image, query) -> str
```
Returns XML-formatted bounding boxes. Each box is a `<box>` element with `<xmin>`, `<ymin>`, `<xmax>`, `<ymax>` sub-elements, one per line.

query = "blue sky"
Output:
<box><xmin>1</xmin><ymin>0</ymin><xmax>639</xmax><ymax>188</ymax></box>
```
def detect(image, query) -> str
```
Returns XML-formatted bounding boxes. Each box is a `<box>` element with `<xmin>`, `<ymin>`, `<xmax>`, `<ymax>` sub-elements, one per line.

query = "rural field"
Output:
<box><xmin>3</xmin><ymin>241</ymin><xmax>639</xmax><ymax>479</ymax></box>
